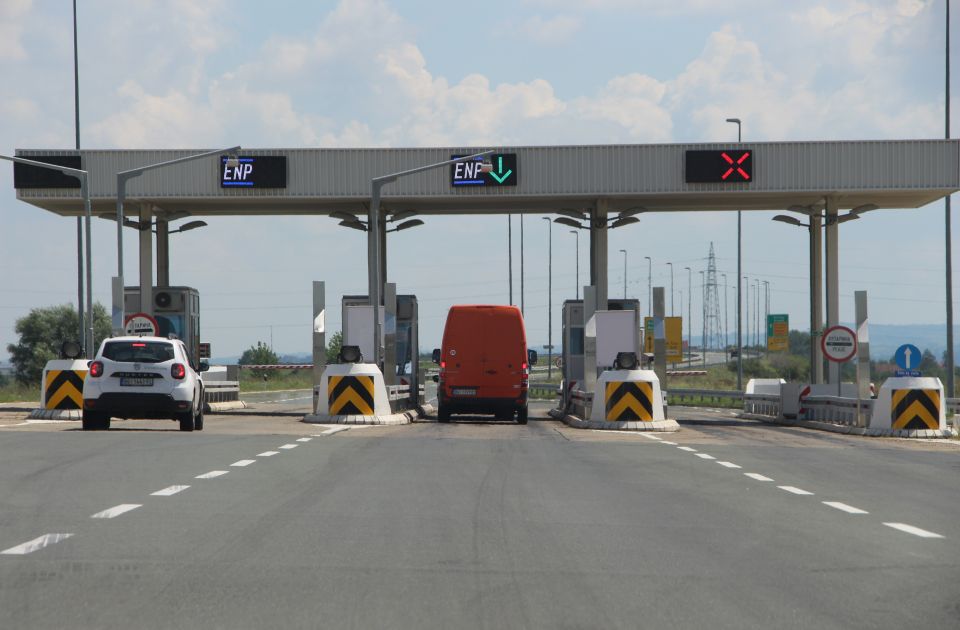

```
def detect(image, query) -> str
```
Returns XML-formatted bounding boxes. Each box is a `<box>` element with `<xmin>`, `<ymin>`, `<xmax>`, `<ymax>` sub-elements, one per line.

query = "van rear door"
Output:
<box><xmin>478</xmin><ymin>307</ymin><xmax>525</xmax><ymax>398</ymax></box>
<box><xmin>443</xmin><ymin>307</ymin><xmax>485</xmax><ymax>396</ymax></box>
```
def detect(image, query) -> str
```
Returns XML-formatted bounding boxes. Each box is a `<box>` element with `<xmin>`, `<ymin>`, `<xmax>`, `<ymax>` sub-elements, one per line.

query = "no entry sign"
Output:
<box><xmin>821</xmin><ymin>325</ymin><xmax>857</xmax><ymax>363</ymax></box>
<box><xmin>124</xmin><ymin>312</ymin><xmax>159</xmax><ymax>337</ymax></box>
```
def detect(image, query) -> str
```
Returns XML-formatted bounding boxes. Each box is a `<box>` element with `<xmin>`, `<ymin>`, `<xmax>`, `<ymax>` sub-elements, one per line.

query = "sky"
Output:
<box><xmin>0</xmin><ymin>0</ymin><xmax>957</xmax><ymax>360</ymax></box>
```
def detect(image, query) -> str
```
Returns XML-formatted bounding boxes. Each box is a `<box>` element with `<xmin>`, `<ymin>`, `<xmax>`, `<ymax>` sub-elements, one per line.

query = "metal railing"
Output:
<box><xmin>668</xmin><ymin>389</ymin><xmax>743</xmax><ymax>404</ymax></box>
<box><xmin>204</xmin><ymin>381</ymin><xmax>240</xmax><ymax>404</ymax></box>
<box><xmin>802</xmin><ymin>395</ymin><xmax>873</xmax><ymax>426</ymax></box>
<box><xmin>742</xmin><ymin>393</ymin><xmax>781</xmax><ymax>417</ymax></box>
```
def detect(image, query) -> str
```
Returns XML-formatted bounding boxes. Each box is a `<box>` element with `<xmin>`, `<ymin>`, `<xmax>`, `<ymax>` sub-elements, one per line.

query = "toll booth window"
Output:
<box><xmin>102</xmin><ymin>341</ymin><xmax>175</xmax><ymax>363</ymax></box>
<box><xmin>569</xmin><ymin>327</ymin><xmax>584</xmax><ymax>355</ymax></box>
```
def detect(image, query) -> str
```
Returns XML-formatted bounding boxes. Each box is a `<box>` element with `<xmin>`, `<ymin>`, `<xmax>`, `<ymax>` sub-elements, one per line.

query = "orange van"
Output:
<box><xmin>433</xmin><ymin>305</ymin><xmax>537</xmax><ymax>424</ymax></box>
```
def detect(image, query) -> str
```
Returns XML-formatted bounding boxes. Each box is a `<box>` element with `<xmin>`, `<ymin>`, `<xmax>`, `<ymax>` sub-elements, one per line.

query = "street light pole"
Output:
<box><xmin>508</xmin><ymin>216</ymin><xmax>513</xmax><ymax>305</ymax></box>
<box><xmin>727</xmin><ymin>117</ymin><xmax>743</xmax><ymax>389</ymax></box>
<box><xmin>571</xmin><ymin>230</ymin><xmax>579</xmax><ymax>299</ymax></box>
<box><xmin>684</xmin><ymin>266</ymin><xmax>692</xmax><ymax>366</ymax></box>
<box><xmin>744</xmin><ymin>275</ymin><xmax>749</xmax><ymax>353</ymax></box>
<box><xmin>667</xmin><ymin>262</ymin><xmax>674</xmax><ymax>316</ymax></box>
<box><xmin>543</xmin><ymin>217</ymin><xmax>553</xmax><ymax>379</ymax></box>
<box><xmin>946</xmin><ymin>0</ymin><xmax>955</xmax><ymax>398</ymax></box>
<box><xmin>722</xmin><ymin>273</ymin><xmax>728</xmax><ymax>350</ymax></box>
<box><xmin>625</xmin><ymin>249</ymin><xmax>631</xmax><ymax>299</ymax></box>
<box><xmin>520</xmin><ymin>215</ymin><xmax>525</xmax><ymax>316</ymax></box>
<box><xmin>644</xmin><ymin>256</ymin><xmax>652</xmax><ymax>316</ymax></box>
<box><xmin>700</xmin><ymin>270</ymin><xmax>706</xmax><ymax>367</ymax></box>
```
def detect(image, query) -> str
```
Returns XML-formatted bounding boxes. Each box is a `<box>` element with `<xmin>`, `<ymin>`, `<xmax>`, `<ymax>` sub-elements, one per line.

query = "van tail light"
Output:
<box><xmin>89</xmin><ymin>361</ymin><xmax>104</xmax><ymax>378</ymax></box>
<box><xmin>171</xmin><ymin>363</ymin><xmax>186</xmax><ymax>380</ymax></box>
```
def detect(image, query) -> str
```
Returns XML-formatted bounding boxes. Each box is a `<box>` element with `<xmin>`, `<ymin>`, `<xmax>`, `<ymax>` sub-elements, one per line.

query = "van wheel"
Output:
<box><xmin>438</xmin><ymin>406</ymin><xmax>451</xmax><ymax>423</ymax></box>
<box><xmin>516</xmin><ymin>406</ymin><xmax>528</xmax><ymax>425</ymax></box>
<box><xmin>178</xmin><ymin>411</ymin><xmax>195</xmax><ymax>432</ymax></box>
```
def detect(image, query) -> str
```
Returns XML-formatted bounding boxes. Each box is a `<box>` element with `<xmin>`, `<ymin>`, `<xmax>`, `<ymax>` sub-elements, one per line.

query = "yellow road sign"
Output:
<box><xmin>644</xmin><ymin>317</ymin><xmax>683</xmax><ymax>363</ymax></box>
<box><xmin>44</xmin><ymin>369</ymin><xmax>86</xmax><ymax>410</ymax></box>
<box><xmin>891</xmin><ymin>388</ymin><xmax>939</xmax><ymax>430</ymax></box>
<box><xmin>328</xmin><ymin>375</ymin><xmax>375</xmax><ymax>415</ymax></box>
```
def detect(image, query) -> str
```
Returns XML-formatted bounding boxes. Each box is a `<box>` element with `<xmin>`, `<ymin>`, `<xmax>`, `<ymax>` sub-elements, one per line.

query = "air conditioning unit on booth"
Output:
<box><xmin>124</xmin><ymin>286</ymin><xmax>201</xmax><ymax>366</ymax></box>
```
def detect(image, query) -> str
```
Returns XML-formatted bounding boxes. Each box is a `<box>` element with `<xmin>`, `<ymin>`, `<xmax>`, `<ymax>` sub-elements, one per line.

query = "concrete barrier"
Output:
<box><xmin>872</xmin><ymin>376</ymin><xmax>945</xmax><ymax>432</ymax></box>
<box><xmin>304</xmin><ymin>363</ymin><xmax>413</xmax><ymax>425</ymax></box>
<box><xmin>28</xmin><ymin>359</ymin><xmax>88</xmax><ymax>420</ymax></box>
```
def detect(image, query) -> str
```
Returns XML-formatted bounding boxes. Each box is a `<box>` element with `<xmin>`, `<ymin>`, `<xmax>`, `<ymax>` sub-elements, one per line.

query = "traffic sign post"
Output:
<box><xmin>124</xmin><ymin>312</ymin><xmax>159</xmax><ymax>337</ymax></box>
<box><xmin>821</xmin><ymin>325</ymin><xmax>857</xmax><ymax>397</ymax></box>
<box><xmin>894</xmin><ymin>343</ymin><xmax>922</xmax><ymax>377</ymax></box>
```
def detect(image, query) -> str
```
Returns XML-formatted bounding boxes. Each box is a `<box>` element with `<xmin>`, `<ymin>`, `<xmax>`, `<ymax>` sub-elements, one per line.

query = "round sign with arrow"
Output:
<box><xmin>124</xmin><ymin>312</ymin><xmax>159</xmax><ymax>337</ymax></box>
<box><xmin>821</xmin><ymin>325</ymin><xmax>857</xmax><ymax>363</ymax></box>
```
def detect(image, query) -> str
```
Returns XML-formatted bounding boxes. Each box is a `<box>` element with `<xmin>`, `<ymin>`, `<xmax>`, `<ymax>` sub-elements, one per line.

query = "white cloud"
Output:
<box><xmin>0</xmin><ymin>0</ymin><xmax>32</xmax><ymax>61</ymax></box>
<box><xmin>574</xmin><ymin>74</ymin><xmax>672</xmax><ymax>140</ymax></box>
<box><xmin>518</xmin><ymin>14</ymin><xmax>581</xmax><ymax>44</ymax></box>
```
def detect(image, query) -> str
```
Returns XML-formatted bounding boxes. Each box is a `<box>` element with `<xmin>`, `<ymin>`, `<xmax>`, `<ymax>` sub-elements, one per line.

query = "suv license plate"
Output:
<box><xmin>452</xmin><ymin>388</ymin><xmax>476</xmax><ymax>396</ymax></box>
<box><xmin>120</xmin><ymin>377</ymin><xmax>154</xmax><ymax>387</ymax></box>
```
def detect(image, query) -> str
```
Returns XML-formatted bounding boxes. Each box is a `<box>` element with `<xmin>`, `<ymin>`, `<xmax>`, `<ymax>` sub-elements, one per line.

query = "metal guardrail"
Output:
<box><xmin>204</xmin><ymin>380</ymin><xmax>240</xmax><ymax>404</ymax></box>
<box><xmin>946</xmin><ymin>398</ymin><xmax>960</xmax><ymax>416</ymax></box>
<box><xmin>803</xmin><ymin>395</ymin><xmax>873</xmax><ymax>426</ymax></box>
<box><xmin>668</xmin><ymin>388</ymin><xmax>743</xmax><ymax>404</ymax></box>
<box><xmin>528</xmin><ymin>383</ymin><xmax>559</xmax><ymax>397</ymax></box>
<box><xmin>742</xmin><ymin>393</ymin><xmax>781</xmax><ymax>417</ymax></box>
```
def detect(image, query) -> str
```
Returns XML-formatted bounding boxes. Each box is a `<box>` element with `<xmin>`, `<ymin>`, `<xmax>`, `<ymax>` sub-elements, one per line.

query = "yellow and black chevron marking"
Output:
<box><xmin>328</xmin><ymin>375</ymin><xmax>375</xmax><ymax>415</ymax></box>
<box><xmin>891</xmin><ymin>388</ymin><xmax>940</xmax><ymax>431</ymax></box>
<box><xmin>605</xmin><ymin>381</ymin><xmax>653</xmax><ymax>422</ymax></box>
<box><xmin>44</xmin><ymin>369</ymin><xmax>86</xmax><ymax>410</ymax></box>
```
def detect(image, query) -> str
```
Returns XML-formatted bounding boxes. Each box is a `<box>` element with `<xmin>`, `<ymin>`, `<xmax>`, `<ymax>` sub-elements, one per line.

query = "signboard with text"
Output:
<box><xmin>220</xmin><ymin>156</ymin><xmax>287</xmax><ymax>188</ymax></box>
<box><xmin>767</xmin><ymin>314</ymin><xmax>789</xmax><ymax>352</ymax></box>
<box><xmin>821</xmin><ymin>325</ymin><xmax>857</xmax><ymax>363</ymax></box>
<box><xmin>450</xmin><ymin>153</ymin><xmax>518</xmax><ymax>187</ymax></box>
<box><xmin>644</xmin><ymin>316</ymin><xmax>683</xmax><ymax>363</ymax></box>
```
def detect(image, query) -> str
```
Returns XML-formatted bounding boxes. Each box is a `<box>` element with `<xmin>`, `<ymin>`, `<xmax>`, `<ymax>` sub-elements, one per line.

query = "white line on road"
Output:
<box><xmin>279</xmin><ymin>444</ymin><xmax>299</xmax><ymax>450</ymax></box>
<box><xmin>677</xmin><ymin>446</ymin><xmax>697</xmax><ymax>452</ymax></box>
<box><xmin>823</xmin><ymin>501</ymin><xmax>868</xmax><ymax>514</ymax></box>
<box><xmin>231</xmin><ymin>460</ymin><xmax>256</xmax><ymax>467</ymax></box>
<box><xmin>320</xmin><ymin>427</ymin><xmax>351</xmax><ymax>436</ymax></box>
<box><xmin>1</xmin><ymin>533</ymin><xmax>74</xmax><ymax>555</ymax></box>
<box><xmin>744</xmin><ymin>473</ymin><xmax>773</xmax><ymax>482</ymax></box>
<box><xmin>695</xmin><ymin>453</ymin><xmax>716</xmax><ymax>460</ymax></box>
<box><xmin>296</xmin><ymin>437</ymin><xmax>312</xmax><ymax>442</ymax></box>
<box><xmin>778</xmin><ymin>486</ymin><xmax>814</xmax><ymax>496</ymax></box>
<box><xmin>91</xmin><ymin>504</ymin><xmax>142</xmax><ymax>519</ymax></box>
<box><xmin>660</xmin><ymin>441</ymin><xmax>678</xmax><ymax>445</ymax></box>
<box><xmin>883</xmin><ymin>523</ymin><xmax>945</xmax><ymax>539</ymax></box>
<box><xmin>151</xmin><ymin>485</ymin><xmax>190</xmax><ymax>497</ymax></box>
<box><xmin>717</xmin><ymin>461</ymin><xmax>742</xmax><ymax>469</ymax></box>
<box><xmin>258</xmin><ymin>451</ymin><xmax>280</xmax><ymax>457</ymax></box>
<box><xmin>640</xmin><ymin>433</ymin><xmax>662</xmax><ymax>440</ymax></box>
<box><xmin>196</xmin><ymin>470</ymin><xmax>229</xmax><ymax>479</ymax></box>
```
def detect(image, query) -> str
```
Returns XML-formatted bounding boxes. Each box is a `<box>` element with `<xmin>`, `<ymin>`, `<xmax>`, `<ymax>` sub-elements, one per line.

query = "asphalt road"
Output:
<box><xmin>1</xmin><ymin>402</ymin><xmax>958</xmax><ymax>629</ymax></box>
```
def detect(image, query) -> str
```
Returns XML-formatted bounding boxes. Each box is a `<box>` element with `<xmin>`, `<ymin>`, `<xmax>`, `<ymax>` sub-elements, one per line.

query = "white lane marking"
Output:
<box><xmin>778</xmin><ymin>486</ymin><xmax>814</xmax><ymax>496</ymax></box>
<box><xmin>296</xmin><ymin>437</ymin><xmax>312</xmax><ymax>442</ymax></box>
<box><xmin>717</xmin><ymin>461</ymin><xmax>742</xmax><ymax>469</ymax></box>
<box><xmin>640</xmin><ymin>433</ymin><xmax>662</xmax><ymax>440</ymax></box>
<box><xmin>677</xmin><ymin>446</ymin><xmax>697</xmax><ymax>452</ymax></box>
<box><xmin>320</xmin><ymin>426</ymin><xmax>351</xmax><ymax>436</ymax></box>
<box><xmin>823</xmin><ymin>501</ymin><xmax>868</xmax><ymax>515</ymax></box>
<box><xmin>279</xmin><ymin>444</ymin><xmax>299</xmax><ymax>450</ymax></box>
<box><xmin>744</xmin><ymin>473</ymin><xmax>774</xmax><ymax>482</ymax></box>
<box><xmin>231</xmin><ymin>459</ymin><xmax>256</xmax><ymax>467</ymax></box>
<box><xmin>258</xmin><ymin>451</ymin><xmax>279</xmax><ymax>457</ymax></box>
<box><xmin>695</xmin><ymin>453</ymin><xmax>716</xmax><ymax>460</ymax></box>
<box><xmin>91</xmin><ymin>504</ymin><xmax>142</xmax><ymax>519</ymax></box>
<box><xmin>1</xmin><ymin>533</ymin><xmax>74</xmax><ymax>555</ymax></box>
<box><xmin>151</xmin><ymin>485</ymin><xmax>189</xmax><ymax>497</ymax></box>
<box><xmin>196</xmin><ymin>470</ymin><xmax>229</xmax><ymax>479</ymax></box>
<box><xmin>661</xmin><ymin>441</ymin><xmax>678</xmax><ymax>445</ymax></box>
<box><xmin>883</xmin><ymin>523</ymin><xmax>945</xmax><ymax>539</ymax></box>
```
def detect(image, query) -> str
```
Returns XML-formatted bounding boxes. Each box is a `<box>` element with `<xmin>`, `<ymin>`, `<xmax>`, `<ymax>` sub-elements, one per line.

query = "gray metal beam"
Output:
<box><xmin>138</xmin><ymin>204</ymin><xmax>152</xmax><ymax>316</ymax></box>
<box><xmin>824</xmin><ymin>199</ymin><xmax>840</xmax><ymax>386</ymax></box>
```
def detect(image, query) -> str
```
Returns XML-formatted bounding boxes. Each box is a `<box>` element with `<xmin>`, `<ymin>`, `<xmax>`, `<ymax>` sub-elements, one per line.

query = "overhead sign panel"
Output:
<box><xmin>451</xmin><ymin>153</ymin><xmax>518</xmax><ymax>187</ymax></box>
<box><xmin>220</xmin><ymin>156</ymin><xmax>287</xmax><ymax>188</ymax></box>
<box><xmin>13</xmin><ymin>155</ymin><xmax>82</xmax><ymax>189</ymax></box>
<box><xmin>685</xmin><ymin>150</ymin><xmax>753</xmax><ymax>183</ymax></box>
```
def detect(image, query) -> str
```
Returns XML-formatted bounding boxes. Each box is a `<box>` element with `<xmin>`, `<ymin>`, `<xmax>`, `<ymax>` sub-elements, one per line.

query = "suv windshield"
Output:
<box><xmin>101</xmin><ymin>341</ymin><xmax>176</xmax><ymax>364</ymax></box>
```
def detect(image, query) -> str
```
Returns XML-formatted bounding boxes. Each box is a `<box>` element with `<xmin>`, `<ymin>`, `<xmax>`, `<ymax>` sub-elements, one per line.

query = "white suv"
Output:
<box><xmin>82</xmin><ymin>336</ymin><xmax>205</xmax><ymax>432</ymax></box>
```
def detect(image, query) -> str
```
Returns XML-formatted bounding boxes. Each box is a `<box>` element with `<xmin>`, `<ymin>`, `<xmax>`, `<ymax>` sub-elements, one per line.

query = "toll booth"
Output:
<box><xmin>124</xmin><ymin>286</ymin><xmax>201</xmax><ymax>366</ymax></box>
<box><xmin>561</xmin><ymin>298</ymin><xmax>640</xmax><ymax>409</ymax></box>
<box><xmin>342</xmin><ymin>294</ymin><xmax>419</xmax><ymax>391</ymax></box>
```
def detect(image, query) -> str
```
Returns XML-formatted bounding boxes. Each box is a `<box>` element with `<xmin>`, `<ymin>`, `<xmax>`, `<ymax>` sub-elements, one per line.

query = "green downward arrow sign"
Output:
<box><xmin>488</xmin><ymin>156</ymin><xmax>513</xmax><ymax>184</ymax></box>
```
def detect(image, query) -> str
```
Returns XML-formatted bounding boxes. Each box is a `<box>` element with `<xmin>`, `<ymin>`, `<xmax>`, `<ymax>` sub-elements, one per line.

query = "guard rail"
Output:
<box><xmin>667</xmin><ymin>389</ymin><xmax>743</xmax><ymax>404</ymax></box>
<box><xmin>204</xmin><ymin>380</ymin><xmax>240</xmax><ymax>404</ymax></box>
<box><xmin>802</xmin><ymin>395</ymin><xmax>874</xmax><ymax>426</ymax></box>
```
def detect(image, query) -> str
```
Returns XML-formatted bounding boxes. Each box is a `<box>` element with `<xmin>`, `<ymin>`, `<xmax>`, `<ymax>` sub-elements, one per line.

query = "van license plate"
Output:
<box><xmin>120</xmin><ymin>377</ymin><xmax>153</xmax><ymax>387</ymax></box>
<box><xmin>452</xmin><ymin>388</ymin><xmax>477</xmax><ymax>396</ymax></box>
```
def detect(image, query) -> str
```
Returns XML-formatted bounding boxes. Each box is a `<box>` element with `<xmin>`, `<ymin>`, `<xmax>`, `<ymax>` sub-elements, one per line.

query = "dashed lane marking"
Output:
<box><xmin>778</xmin><ymin>486</ymin><xmax>814</xmax><ymax>496</ymax></box>
<box><xmin>744</xmin><ymin>473</ymin><xmax>774</xmax><ymax>482</ymax></box>
<box><xmin>320</xmin><ymin>427</ymin><xmax>351</xmax><ymax>436</ymax></box>
<box><xmin>883</xmin><ymin>523</ymin><xmax>945</xmax><ymax>539</ymax></box>
<box><xmin>151</xmin><ymin>485</ymin><xmax>189</xmax><ymax>497</ymax></box>
<box><xmin>717</xmin><ymin>461</ymin><xmax>742</xmax><ymax>469</ymax></box>
<box><xmin>677</xmin><ymin>446</ymin><xmax>697</xmax><ymax>452</ymax></box>
<box><xmin>1</xmin><ymin>534</ymin><xmax>73</xmax><ymax>555</ymax></box>
<box><xmin>91</xmin><ymin>504</ymin><xmax>142</xmax><ymax>519</ymax></box>
<box><xmin>258</xmin><ymin>451</ymin><xmax>280</xmax><ymax>457</ymax></box>
<box><xmin>823</xmin><ymin>501</ymin><xmax>869</xmax><ymax>515</ymax></box>
<box><xmin>196</xmin><ymin>470</ymin><xmax>229</xmax><ymax>479</ymax></box>
<box><xmin>231</xmin><ymin>460</ymin><xmax>256</xmax><ymax>467</ymax></box>
<box><xmin>279</xmin><ymin>444</ymin><xmax>298</xmax><ymax>450</ymax></box>
<box><xmin>695</xmin><ymin>453</ymin><xmax>716</xmax><ymax>460</ymax></box>
<box><xmin>639</xmin><ymin>433</ymin><xmax>662</xmax><ymax>441</ymax></box>
<box><xmin>661</xmin><ymin>441</ymin><xmax>678</xmax><ymax>445</ymax></box>
<box><xmin>296</xmin><ymin>437</ymin><xmax>312</xmax><ymax>442</ymax></box>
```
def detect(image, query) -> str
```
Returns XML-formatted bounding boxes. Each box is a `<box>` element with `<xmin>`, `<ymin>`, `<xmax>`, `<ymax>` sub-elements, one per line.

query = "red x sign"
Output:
<box><xmin>720</xmin><ymin>151</ymin><xmax>751</xmax><ymax>181</ymax></box>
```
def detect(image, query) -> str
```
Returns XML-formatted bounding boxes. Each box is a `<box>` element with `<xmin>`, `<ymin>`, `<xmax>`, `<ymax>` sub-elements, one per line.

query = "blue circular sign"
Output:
<box><xmin>894</xmin><ymin>344</ymin><xmax>921</xmax><ymax>370</ymax></box>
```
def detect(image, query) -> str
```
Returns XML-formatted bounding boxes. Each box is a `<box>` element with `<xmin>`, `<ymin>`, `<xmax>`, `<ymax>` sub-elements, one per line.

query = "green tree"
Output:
<box><xmin>326</xmin><ymin>330</ymin><xmax>343</xmax><ymax>364</ymax></box>
<box><xmin>787</xmin><ymin>330</ymin><xmax>811</xmax><ymax>358</ymax></box>
<box><xmin>239</xmin><ymin>341</ymin><xmax>279</xmax><ymax>380</ymax></box>
<box><xmin>7</xmin><ymin>303</ymin><xmax>112</xmax><ymax>385</ymax></box>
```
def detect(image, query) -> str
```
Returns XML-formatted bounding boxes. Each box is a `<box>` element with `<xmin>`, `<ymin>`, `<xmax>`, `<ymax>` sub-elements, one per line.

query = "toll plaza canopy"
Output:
<box><xmin>14</xmin><ymin>139</ymin><xmax>960</xmax><ymax>217</ymax></box>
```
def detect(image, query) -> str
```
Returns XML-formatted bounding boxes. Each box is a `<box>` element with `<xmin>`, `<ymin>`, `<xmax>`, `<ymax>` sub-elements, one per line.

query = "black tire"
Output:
<box><xmin>516</xmin><ymin>406</ymin><xmax>528</xmax><ymax>425</ymax></box>
<box><xmin>82</xmin><ymin>411</ymin><xmax>109</xmax><ymax>431</ymax></box>
<box><xmin>178</xmin><ymin>410</ymin><xmax>195</xmax><ymax>432</ymax></box>
<box><xmin>438</xmin><ymin>406</ymin><xmax>451</xmax><ymax>423</ymax></box>
<box><xmin>194</xmin><ymin>402</ymin><xmax>204</xmax><ymax>431</ymax></box>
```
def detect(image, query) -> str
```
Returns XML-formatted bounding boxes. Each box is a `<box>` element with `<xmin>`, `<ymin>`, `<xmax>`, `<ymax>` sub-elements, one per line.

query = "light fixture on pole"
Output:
<box><xmin>543</xmin><ymin>217</ymin><xmax>553</xmax><ymax>379</ymax></box>
<box><xmin>554</xmin><ymin>206</ymin><xmax>646</xmax><ymax>231</ymax></box>
<box><xmin>4</xmin><ymin>153</ymin><xmax>94</xmax><ymax>357</ymax></box>
<box><xmin>726</xmin><ymin>117</ymin><xmax>743</xmax><ymax>390</ymax></box>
